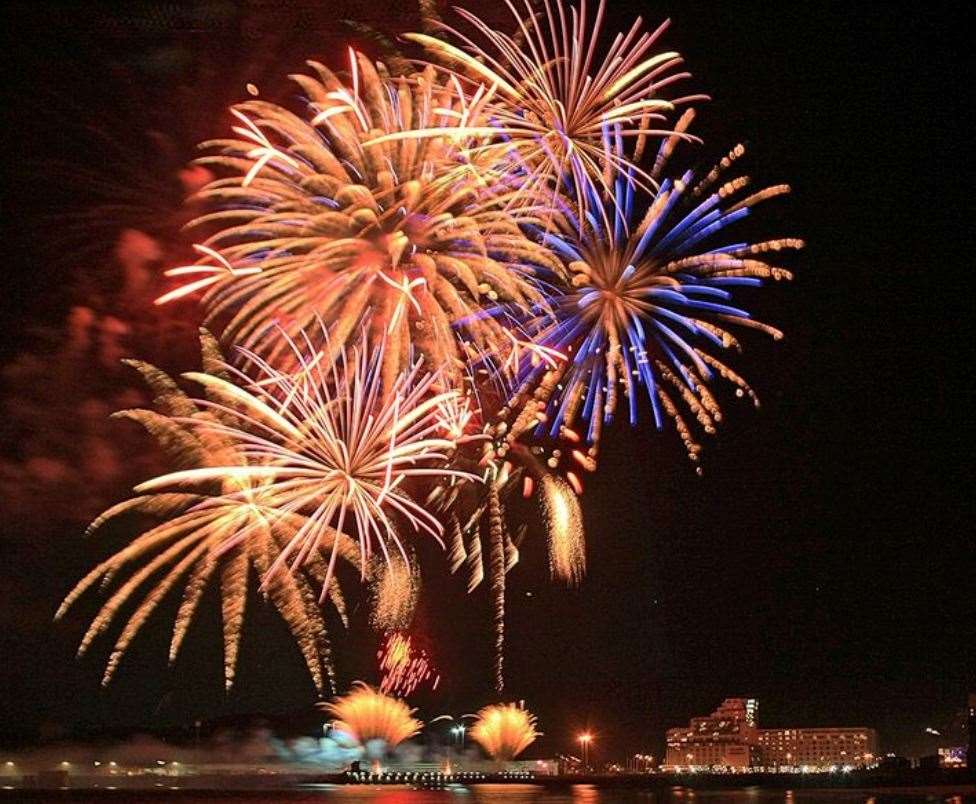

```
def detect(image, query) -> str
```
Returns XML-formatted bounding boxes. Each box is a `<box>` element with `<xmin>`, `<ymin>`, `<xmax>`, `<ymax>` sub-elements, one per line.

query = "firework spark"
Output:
<box><xmin>377</xmin><ymin>631</ymin><xmax>441</xmax><ymax>697</ymax></box>
<box><xmin>470</xmin><ymin>702</ymin><xmax>539</xmax><ymax>761</ymax></box>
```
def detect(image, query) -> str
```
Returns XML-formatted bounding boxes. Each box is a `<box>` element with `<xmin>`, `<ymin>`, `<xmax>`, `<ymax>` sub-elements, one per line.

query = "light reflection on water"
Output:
<box><xmin>294</xmin><ymin>786</ymin><xmax>973</xmax><ymax>804</ymax></box>
<box><xmin>18</xmin><ymin>786</ymin><xmax>974</xmax><ymax>804</ymax></box>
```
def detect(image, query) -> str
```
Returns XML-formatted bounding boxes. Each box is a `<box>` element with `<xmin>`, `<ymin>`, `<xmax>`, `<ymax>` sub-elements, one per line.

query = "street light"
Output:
<box><xmin>578</xmin><ymin>733</ymin><xmax>593</xmax><ymax>771</ymax></box>
<box><xmin>451</xmin><ymin>725</ymin><xmax>466</xmax><ymax>749</ymax></box>
<box><xmin>431</xmin><ymin>715</ymin><xmax>471</xmax><ymax>749</ymax></box>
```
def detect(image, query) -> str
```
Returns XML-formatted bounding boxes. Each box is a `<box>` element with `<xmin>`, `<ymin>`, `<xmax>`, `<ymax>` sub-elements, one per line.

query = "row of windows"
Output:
<box><xmin>759</xmin><ymin>733</ymin><xmax>870</xmax><ymax>741</ymax></box>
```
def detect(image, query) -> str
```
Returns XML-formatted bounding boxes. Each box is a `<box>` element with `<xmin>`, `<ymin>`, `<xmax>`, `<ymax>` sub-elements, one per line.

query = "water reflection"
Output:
<box><xmin>20</xmin><ymin>786</ymin><xmax>973</xmax><ymax>804</ymax></box>
<box><xmin>285</xmin><ymin>786</ymin><xmax>976</xmax><ymax>804</ymax></box>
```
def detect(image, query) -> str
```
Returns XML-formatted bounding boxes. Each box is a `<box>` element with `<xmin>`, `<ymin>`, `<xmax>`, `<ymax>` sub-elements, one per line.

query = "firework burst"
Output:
<box><xmin>157</xmin><ymin>52</ymin><xmax>561</xmax><ymax>392</ymax></box>
<box><xmin>134</xmin><ymin>329</ymin><xmax>479</xmax><ymax>587</ymax></box>
<box><xmin>496</xmin><ymin>110</ymin><xmax>802</xmax><ymax>470</ymax></box>
<box><xmin>59</xmin><ymin>2</ymin><xmax>798</xmax><ymax>699</ymax></box>
<box><xmin>56</xmin><ymin>337</ymin><xmax>356</xmax><ymax>693</ymax></box>
<box><xmin>320</xmin><ymin>682</ymin><xmax>422</xmax><ymax>751</ymax></box>
<box><xmin>403</xmin><ymin>0</ymin><xmax>703</xmax><ymax>213</ymax></box>
<box><xmin>470</xmin><ymin>702</ymin><xmax>539</xmax><ymax>761</ymax></box>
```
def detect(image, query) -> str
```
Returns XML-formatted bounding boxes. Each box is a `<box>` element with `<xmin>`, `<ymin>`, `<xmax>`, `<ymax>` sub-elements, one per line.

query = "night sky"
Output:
<box><xmin>2</xmin><ymin>1</ymin><xmax>972</xmax><ymax>762</ymax></box>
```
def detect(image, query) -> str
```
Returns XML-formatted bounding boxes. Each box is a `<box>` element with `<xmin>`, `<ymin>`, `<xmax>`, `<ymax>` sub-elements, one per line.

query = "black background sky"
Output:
<box><xmin>2</xmin><ymin>0</ymin><xmax>972</xmax><ymax>762</ymax></box>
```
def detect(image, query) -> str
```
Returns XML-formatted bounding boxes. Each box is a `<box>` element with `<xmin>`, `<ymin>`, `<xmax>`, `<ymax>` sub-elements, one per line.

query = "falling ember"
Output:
<box><xmin>377</xmin><ymin>631</ymin><xmax>441</xmax><ymax>697</ymax></box>
<box><xmin>540</xmin><ymin>474</ymin><xmax>586</xmax><ymax>584</ymax></box>
<box><xmin>370</xmin><ymin>557</ymin><xmax>420</xmax><ymax>633</ymax></box>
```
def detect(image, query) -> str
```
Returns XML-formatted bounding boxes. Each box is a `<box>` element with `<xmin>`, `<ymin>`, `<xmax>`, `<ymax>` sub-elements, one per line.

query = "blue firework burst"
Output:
<box><xmin>501</xmin><ymin>110</ymin><xmax>802</xmax><ymax>467</ymax></box>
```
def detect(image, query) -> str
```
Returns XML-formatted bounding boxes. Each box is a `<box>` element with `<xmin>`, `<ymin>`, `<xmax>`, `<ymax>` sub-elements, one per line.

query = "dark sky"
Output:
<box><xmin>2</xmin><ymin>0</ymin><xmax>972</xmax><ymax>762</ymax></box>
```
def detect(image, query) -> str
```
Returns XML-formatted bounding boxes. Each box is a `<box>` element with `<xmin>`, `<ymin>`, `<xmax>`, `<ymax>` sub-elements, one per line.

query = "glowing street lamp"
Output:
<box><xmin>578</xmin><ymin>733</ymin><xmax>593</xmax><ymax>771</ymax></box>
<box><xmin>431</xmin><ymin>715</ymin><xmax>471</xmax><ymax>749</ymax></box>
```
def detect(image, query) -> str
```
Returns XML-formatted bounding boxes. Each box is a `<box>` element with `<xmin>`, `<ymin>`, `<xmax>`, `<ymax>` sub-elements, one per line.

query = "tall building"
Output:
<box><xmin>665</xmin><ymin>698</ymin><xmax>761</xmax><ymax>769</ymax></box>
<box><xmin>665</xmin><ymin>698</ymin><xmax>877</xmax><ymax>770</ymax></box>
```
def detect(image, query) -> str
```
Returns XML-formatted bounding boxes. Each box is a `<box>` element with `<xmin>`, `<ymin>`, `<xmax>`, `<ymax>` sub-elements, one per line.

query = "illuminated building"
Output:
<box><xmin>938</xmin><ymin>747</ymin><xmax>967</xmax><ymax>768</ymax></box>
<box><xmin>665</xmin><ymin>698</ymin><xmax>761</xmax><ymax>768</ymax></box>
<box><xmin>757</xmin><ymin>727</ymin><xmax>876</xmax><ymax>768</ymax></box>
<box><xmin>665</xmin><ymin>698</ymin><xmax>877</xmax><ymax>770</ymax></box>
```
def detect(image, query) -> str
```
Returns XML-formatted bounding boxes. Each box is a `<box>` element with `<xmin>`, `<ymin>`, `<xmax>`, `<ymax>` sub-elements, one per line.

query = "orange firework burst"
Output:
<box><xmin>377</xmin><ymin>631</ymin><xmax>441</xmax><ymax>697</ymax></box>
<box><xmin>320</xmin><ymin>682</ymin><xmax>421</xmax><ymax>750</ymax></box>
<box><xmin>55</xmin><ymin>334</ymin><xmax>355</xmax><ymax>694</ymax></box>
<box><xmin>157</xmin><ymin>51</ymin><xmax>560</xmax><ymax>392</ymax></box>
<box><xmin>132</xmin><ymin>329</ymin><xmax>478</xmax><ymax>586</ymax></box>
<box><xmin>470</xmin><ymin>702</ymin><xmax>539</xmax><ymax>761</ymax></box>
